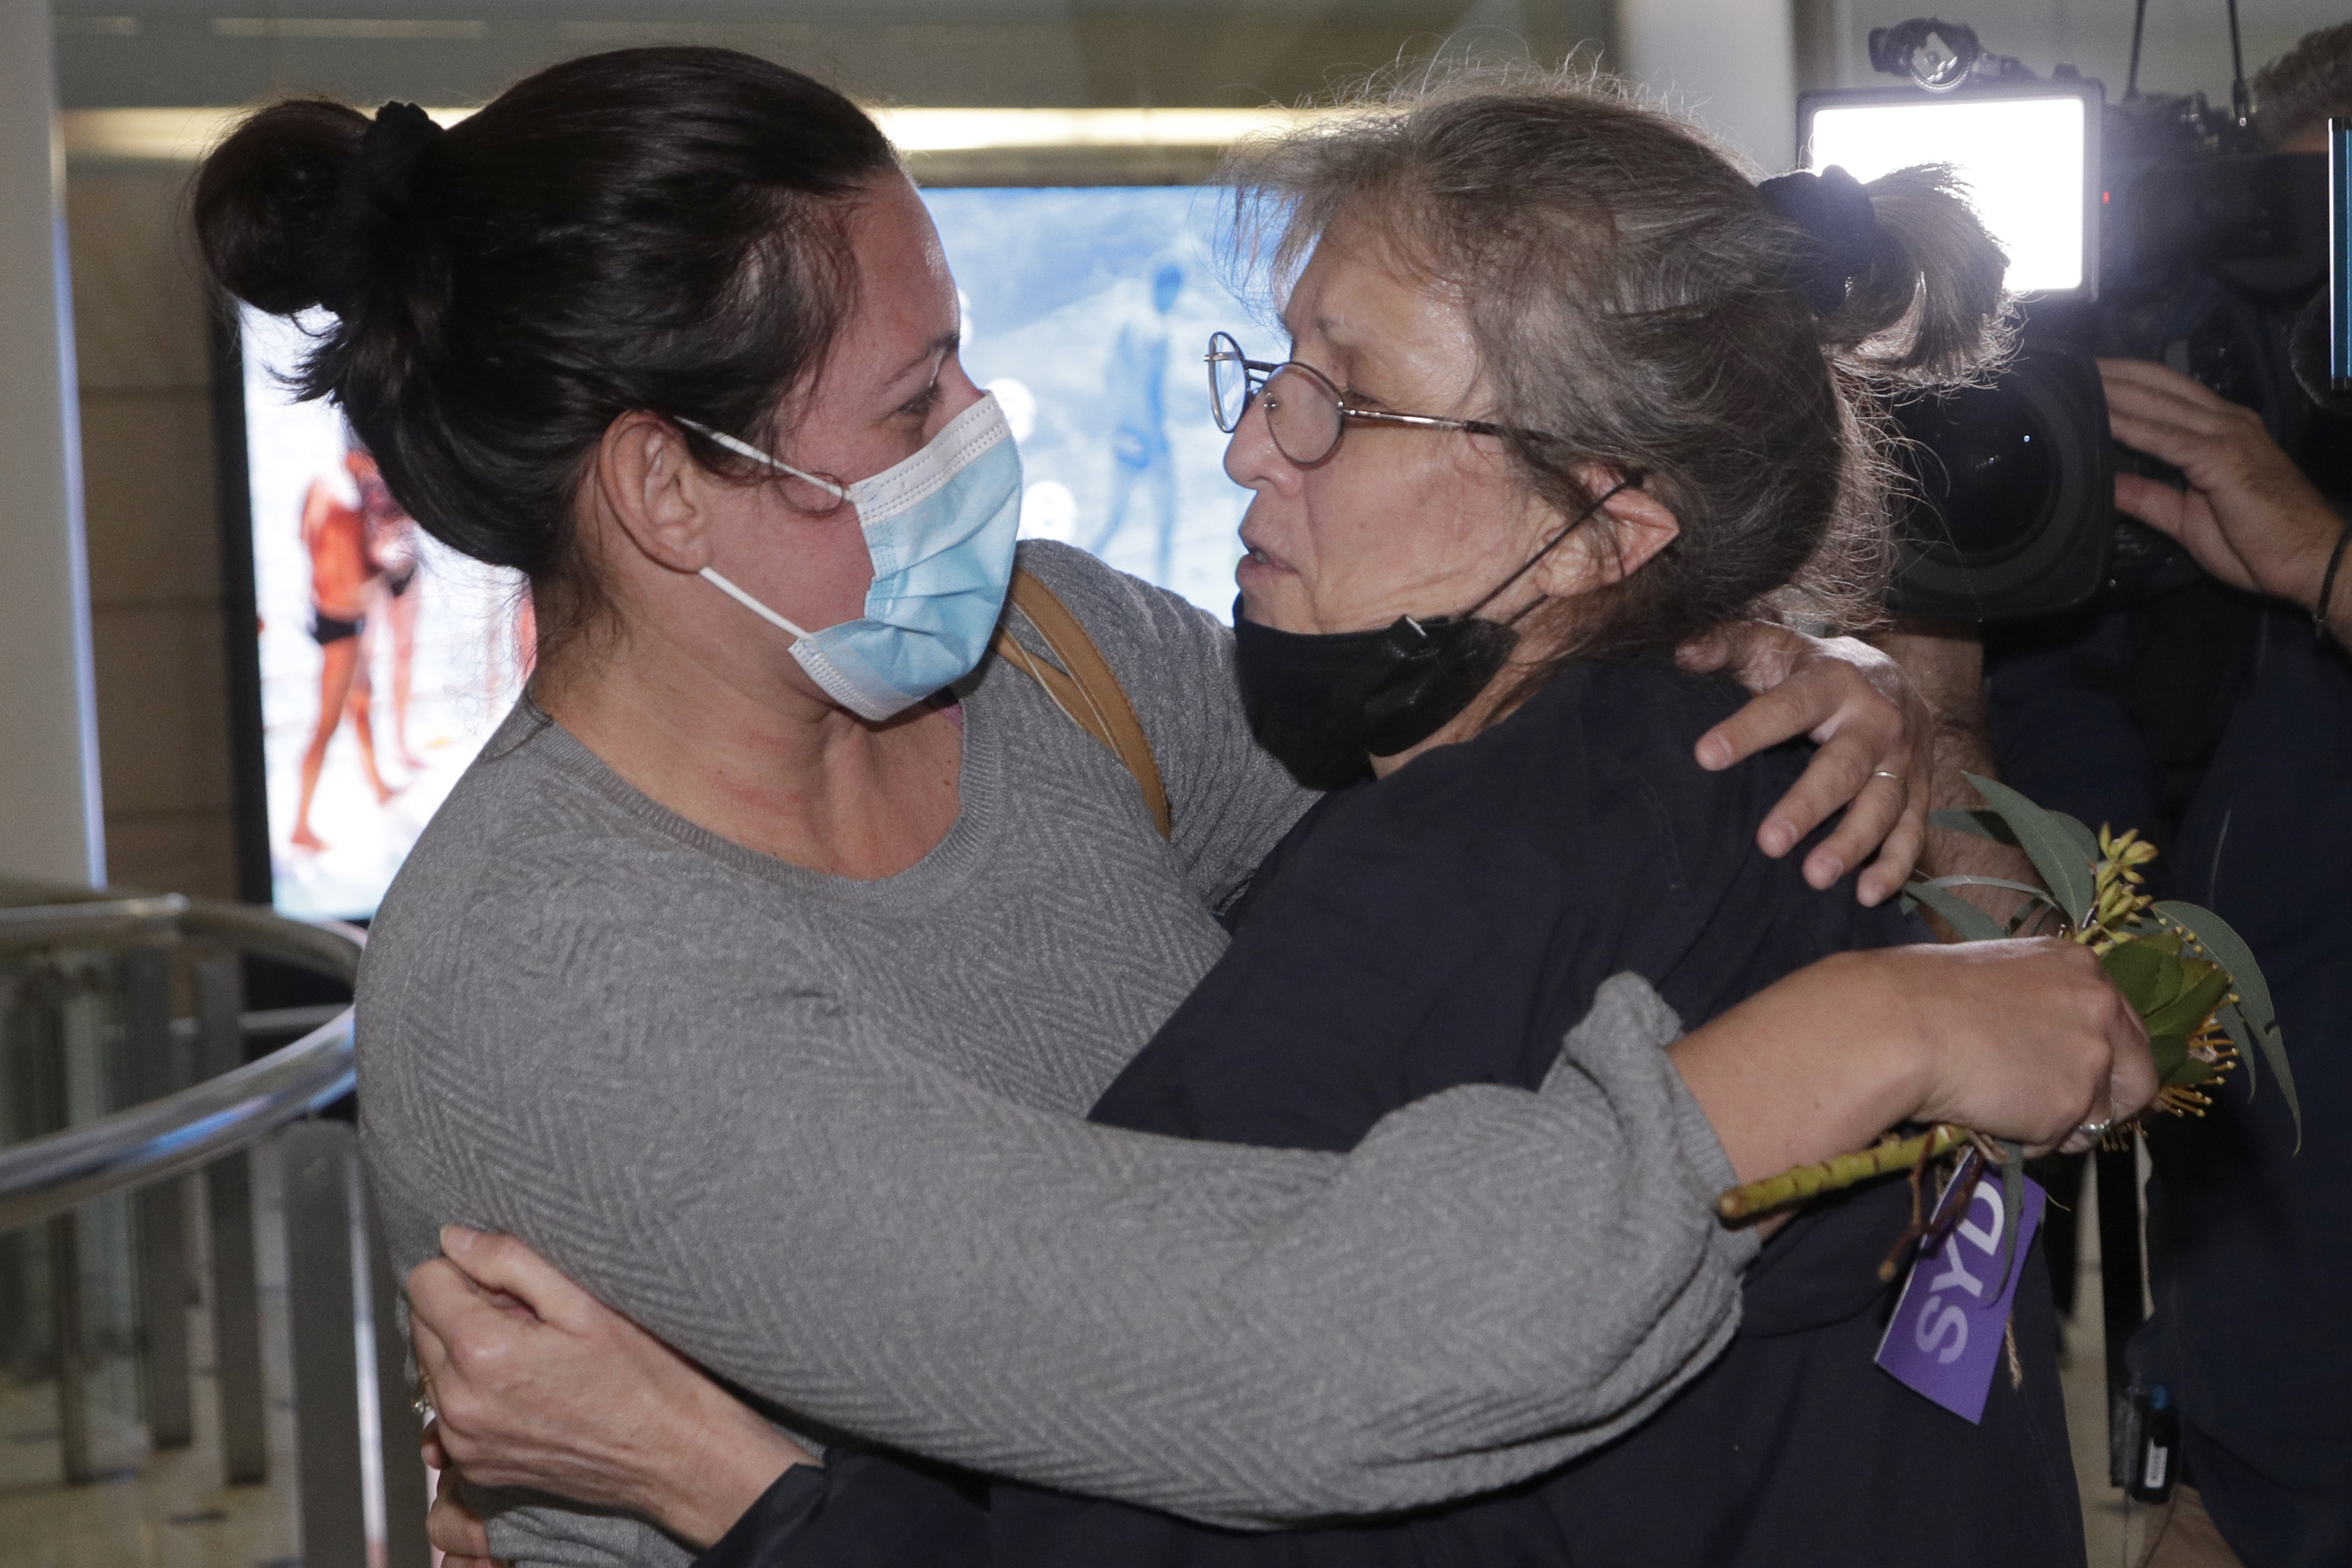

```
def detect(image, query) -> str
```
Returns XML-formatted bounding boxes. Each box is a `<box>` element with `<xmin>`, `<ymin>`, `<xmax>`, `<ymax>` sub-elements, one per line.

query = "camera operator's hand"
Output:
<box><xmin>2100</xmin><ymin>358</ymin><xmax>2349</xmax><ymax>639</ymax></box>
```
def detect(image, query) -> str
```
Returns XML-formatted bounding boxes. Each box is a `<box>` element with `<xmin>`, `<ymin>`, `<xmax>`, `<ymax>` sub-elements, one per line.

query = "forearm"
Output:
<box><xmin>477</xmin><ymin>1423</ymin><xmax>800</xmax><ymax>1556</ymax></box>
<box><xmin>1670</xmin><ymin>935</ymin><xmax>2145</xmax><ymax>1204</ymax></box>
<box><xmin>1667</xmin><ymin>949</ymin><xmax>1922</xmax><ymax>1187</ymax></box>
<box><xmin>372</xmin><ymin>981</ymin><xmax>1750</xmax><ymax>1527</ymax></box>
<box><xmin>1873</xmin><ymin>620</ymin><xmax>2045</xmax><ymax>930</ymax></box>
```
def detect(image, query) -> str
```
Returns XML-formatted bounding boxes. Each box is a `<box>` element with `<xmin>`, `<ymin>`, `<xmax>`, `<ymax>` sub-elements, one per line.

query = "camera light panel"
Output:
<box><xmin>1807</xmin><ymin>93</ymin><xmax>2089</xmax><ymax>295</ymax></box>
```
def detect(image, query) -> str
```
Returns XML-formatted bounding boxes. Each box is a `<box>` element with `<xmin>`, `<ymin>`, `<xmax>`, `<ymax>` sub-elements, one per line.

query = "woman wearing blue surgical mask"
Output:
<box><xmin>196</xmin><ymin>50</ymin><xmax>2144</xmax><ymax>1568</ymax></box>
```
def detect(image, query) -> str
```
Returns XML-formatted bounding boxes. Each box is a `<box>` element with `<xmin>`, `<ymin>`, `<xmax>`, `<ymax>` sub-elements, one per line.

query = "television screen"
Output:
<box><xmin>238</xmin><ymin>184</ymin><xmax>1257</xmax><ymax>919</ymax></box>
<box><xmin>239</xmin><ymin>305</ymin><xmax>536</xmax><ymax>922</ymax></box>
<box><xmin>927</xmin><ymin>185</ymin><xmax>1252</xmax><ymax>611</ymax></box>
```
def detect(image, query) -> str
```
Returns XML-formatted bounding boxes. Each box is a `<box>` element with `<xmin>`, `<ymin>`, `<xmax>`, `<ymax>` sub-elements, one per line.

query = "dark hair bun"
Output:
<box><xmin>191</xmin><ymin>48</ymin><xmax>897</xmax><ymax>659</ymax></box>
<box><xmin>194</xmin><ymin>98</ymin><xmax>371</xmax><ymax>315</ymax></box>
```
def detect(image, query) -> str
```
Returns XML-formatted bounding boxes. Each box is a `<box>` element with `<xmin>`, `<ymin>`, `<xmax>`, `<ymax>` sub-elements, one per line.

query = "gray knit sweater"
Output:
<box><xmin>357</xmin><ymin>542</ymin><xmax>1759</xmax><ymax>1567</ymax></box>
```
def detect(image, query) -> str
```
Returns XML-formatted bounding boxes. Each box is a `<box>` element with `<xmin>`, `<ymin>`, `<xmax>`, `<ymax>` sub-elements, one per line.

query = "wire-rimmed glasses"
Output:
<box><xmin>1205</xmin><ymin>331</ymin><xmax>1548</xmax><ymax>468</ymax></box>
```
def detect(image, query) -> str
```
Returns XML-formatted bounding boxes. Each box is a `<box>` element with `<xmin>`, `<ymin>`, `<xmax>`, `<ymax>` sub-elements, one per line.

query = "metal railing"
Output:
<box><xmin>0</xmin><ymin>880</ymin><xmax>427</xmax><ymax>1568</ymax></box>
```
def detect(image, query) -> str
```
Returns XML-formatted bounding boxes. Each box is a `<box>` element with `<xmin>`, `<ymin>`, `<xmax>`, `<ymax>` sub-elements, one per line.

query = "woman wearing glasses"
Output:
<box><xmin>194</xmin><ymin>47</ymin><xmax>2145</xmax><ymax>1567</ymax></box>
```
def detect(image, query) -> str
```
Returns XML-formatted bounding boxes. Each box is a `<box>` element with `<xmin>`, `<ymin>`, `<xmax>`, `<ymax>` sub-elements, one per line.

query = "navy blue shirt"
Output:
<box><xmin>762</xmin><ymin>659</ymin><xmax>2082</xmax><ymax>1567</ymax></box>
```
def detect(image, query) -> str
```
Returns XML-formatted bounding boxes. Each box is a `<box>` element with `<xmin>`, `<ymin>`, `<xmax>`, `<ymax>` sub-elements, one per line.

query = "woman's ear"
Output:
<box><xmin>590</xmin><ymin>411</ymin><xmax>714</xmax><ymax>575</ymax></box>
<box><xmin>1594</xmin><ymin>481</ymin><xmax>1681</xmax><ymax>583</ymax></box>
<box><xmin>1531</xmin><ymin>468</ymin><xmax>1682</xmax><ymax>596</ymax></box>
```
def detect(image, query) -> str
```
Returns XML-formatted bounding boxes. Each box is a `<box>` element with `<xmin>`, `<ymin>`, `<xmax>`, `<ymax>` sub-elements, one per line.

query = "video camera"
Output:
<box><xmin>1797</xmin><ymin>16</ymin><xmax>2350</xmax><ymax>619</ymax></box>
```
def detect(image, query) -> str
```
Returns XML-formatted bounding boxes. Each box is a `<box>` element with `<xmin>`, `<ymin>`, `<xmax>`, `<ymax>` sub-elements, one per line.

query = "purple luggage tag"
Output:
<box><xmin>1875</xmin><ymin>1167</ymin><xmax>2047</xmax><ymax>1422</ymax></box>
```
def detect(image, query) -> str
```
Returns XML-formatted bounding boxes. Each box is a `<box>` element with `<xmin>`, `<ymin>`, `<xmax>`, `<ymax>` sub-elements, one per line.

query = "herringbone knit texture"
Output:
<box><xmin>358</xmin><ymin>543</ymin><xmax>1757</xmax><ymax>1566</ymax></box>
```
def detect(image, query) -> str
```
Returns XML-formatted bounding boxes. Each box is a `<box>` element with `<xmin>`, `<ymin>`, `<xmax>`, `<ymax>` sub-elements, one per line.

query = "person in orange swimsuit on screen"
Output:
<box><xmin>289</xmin><ymin>449</ymin><xmax>399</xmax><ymax>851</ymax></box>
<box><xmin>360</xmin><ymin>455</ymin><xmax>428</xmax><ymax>770</ymax></box>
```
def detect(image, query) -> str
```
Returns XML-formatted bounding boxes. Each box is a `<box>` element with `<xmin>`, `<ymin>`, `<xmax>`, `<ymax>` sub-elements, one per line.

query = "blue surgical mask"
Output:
<box><xmin>679</xmin><ymin>394</ymin><xmax>1022</xmax><ymax>721</ymax></box>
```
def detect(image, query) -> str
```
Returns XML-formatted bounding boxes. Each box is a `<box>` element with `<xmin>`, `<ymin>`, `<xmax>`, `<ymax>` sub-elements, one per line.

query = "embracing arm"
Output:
<box><xmin>363</xmin><ymin>909</ymin><xmax>1754</xmax><ymax>1530</ymax></box>
<box><xmin>1679</xmin><ymin>622</ymin><xmax>1935</xmax><ymax>906</ymax></box>
<box><xmin>385</xmin><ymin>938</ymin><xmax>2148</xmax><ymax>1550</ymax></box>
<box><xmin>1671</xmin><ymin>938</ymin><xmax>2152</xmax><ymax>1189</ymax></box>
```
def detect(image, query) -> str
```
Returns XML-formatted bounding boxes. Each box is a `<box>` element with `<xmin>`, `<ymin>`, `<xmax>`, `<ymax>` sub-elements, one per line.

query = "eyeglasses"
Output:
<box><xmin>1205</xmin><ymin>331</ymin><xmax>1561</xmax><ymax>468</ymax></box>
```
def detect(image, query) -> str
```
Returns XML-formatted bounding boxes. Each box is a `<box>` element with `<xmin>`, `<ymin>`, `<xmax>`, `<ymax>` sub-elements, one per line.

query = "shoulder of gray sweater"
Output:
<box><xmin>1007</xmin><ymin>540</ymin><xmax>1309</xmax><ymax>904</ymax></box>
<box><xmin>1011</xmin><ymin>538</ymin><xmax>1237</xmax><ymax>691</ymax></box>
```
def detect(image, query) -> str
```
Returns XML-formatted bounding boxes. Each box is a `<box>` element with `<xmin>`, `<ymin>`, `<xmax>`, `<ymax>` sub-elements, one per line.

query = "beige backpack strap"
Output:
<box><xmin>989</xmin><ymin>568</ymin><xmax>1173</xmax><ymax>841</ymax></box>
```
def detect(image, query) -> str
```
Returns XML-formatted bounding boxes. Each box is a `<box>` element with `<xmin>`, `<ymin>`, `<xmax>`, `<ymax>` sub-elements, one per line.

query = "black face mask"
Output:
<box><xmin>1231</xmin><ymin>611</ymin><xmax>1516</xmax><ymax>788</ymax></box>
<box><xmin>1230</xmin><ymin>476</ymin><xmax>1638</xmax><ymax>789</ymax></box>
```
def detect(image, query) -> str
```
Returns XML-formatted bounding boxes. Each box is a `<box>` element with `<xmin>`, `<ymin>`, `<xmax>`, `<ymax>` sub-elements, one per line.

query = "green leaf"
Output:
<box><xmin>1900</xmin><ymin>879</ymin><xmax>2013</xmax><ymax>942</ymax></box>
<box><xmin>2100</xmin><ymin>939</ymin><xmax>2170</xmax><ymax>1012</ymax></box>
<box><xmin>1963</xmin><ymin>774</ymin><xmax>2097</xmax><ymax>928</ymax></box>
<box><xmin>2151</xmin><ymin>902</ymin><xmax>2278</xmax><ymax>1038</ymax></box>
<box><xmin>1929</xmin><ymin>807</ymin><xmax>2021</xmax><ymax>846</ymax></box>
<box><xmin>2214</xmin><ymin>1000</ymin><xmax>2258</xmax><ymax>1093</ymax></box>
<box><xmin>1916</xmin><ymin>875</ymin><xmax>2061</xmax><ymax>905</ymax></box>
<box><xmin>2149</xmin><ymin>1032</ymin><xmax>2192</xmax><ymax>1083</ymax></box>
<box><xmin>2170</xmin><ymin>1047</ymin><xmax>2227</xmax><ymax>1088</ymax></box>
<box><xmin>1993</xmin><ymin>1140</ymin><xmax>2025</xmax><ymax>1296</ymax></box>
<box><xmin>2151</xmin><ymin>900</ymin><xmax>2298</xmax><ymax>1148</ymax></box>
<box><xmin>2142</xmin><ymin>962</ymin><xmax>2230</xmax><ymax>1042</ymax></box>
<box><xmin>2049</xmin><ymin>810</ymin><xmax>2102</xmax><ymax>871</ymax></box>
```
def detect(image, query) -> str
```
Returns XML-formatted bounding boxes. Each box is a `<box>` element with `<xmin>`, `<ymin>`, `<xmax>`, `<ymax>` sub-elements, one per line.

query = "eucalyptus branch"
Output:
<box><xmin>1715</xmin><ymin>784</ymin><xmax>2293</xmax><ymax>1225</ymax></box>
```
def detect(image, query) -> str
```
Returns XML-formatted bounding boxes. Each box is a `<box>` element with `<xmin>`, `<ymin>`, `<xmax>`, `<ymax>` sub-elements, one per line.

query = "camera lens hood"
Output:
<box><xmin>1888</xmin><ymin>344</ymin><xmax>2116</xmax><ymax>620</ymax></box>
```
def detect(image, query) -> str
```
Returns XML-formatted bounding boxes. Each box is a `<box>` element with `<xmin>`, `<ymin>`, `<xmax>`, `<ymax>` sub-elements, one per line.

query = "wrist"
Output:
<box><xmin>1887</xmin><ymin>954</ymin><xmax>1948</xmax><ymax>1126</ymax></box>
<box><xmin>657</xmin><ymin>1421</ymin><xmax>804</xmax><ymax>1550</ymax></box>
<box><xmin>2247</xmin><ymin>501</ymin><xmax>2345</xmax><ymax>613</ymax></box>
<box><xmin>1873</xmin><ymin>618</ymin><xmax>1984</xmax><ymax>719</ymax></box>
<box><xmin>2311</xmin><ymin>520</ymin><xmax>2352</xmax><ymax>642</ymax></box>
<box><xmin>1834</xmin><ymin>948</ymin><xmax>1942</xmax><ymax>1129</ymax></box>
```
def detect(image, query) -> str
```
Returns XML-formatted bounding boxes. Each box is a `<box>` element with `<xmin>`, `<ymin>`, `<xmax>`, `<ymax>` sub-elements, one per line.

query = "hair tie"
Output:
<box><xmin>354</xmin><ymin>100</ymin><xmax>441</xmax><ymax>194</ymax></box>
<box><xmin>1755</xmin><ymin>165</ymin><xmax>1882</xmax><ymax>314</ymax></box>
<box><xmin>319</xmin><ymin>102</ymin><xmax>443</xmax><ymax>314</ymax></box>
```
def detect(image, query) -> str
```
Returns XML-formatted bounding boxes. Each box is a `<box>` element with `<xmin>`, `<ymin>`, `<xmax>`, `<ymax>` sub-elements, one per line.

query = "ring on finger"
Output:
<box><xmin>1870</xmin><ymin>769</ymin><xmax>1905</xmax><ymax>785</ymax></box>
<box><xmin>413</xmin><ymin>1369</ymin><xmax>438</xmax><ymax>1422</ymax></box>
<box><xmin>2074</xmin><ymin>1118</ymin><xmax>2115</xmax><ymax>1144</ymax></box>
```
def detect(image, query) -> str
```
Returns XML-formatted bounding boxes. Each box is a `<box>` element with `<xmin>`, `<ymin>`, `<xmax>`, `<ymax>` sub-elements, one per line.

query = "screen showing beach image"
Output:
<box><xmin>241</xmin><ymin>305</ymin><xmax>536</xmax><ymax>922</ymax></box>
<box><xmin>925</xmin><ymin>185</ymin><xmax>1253</xmax><ymax>613</ymax></box>
<box><xmin>241</xmin><ymin>186</ymin><xmax>1257</xmax><ymax>919</ymax></box>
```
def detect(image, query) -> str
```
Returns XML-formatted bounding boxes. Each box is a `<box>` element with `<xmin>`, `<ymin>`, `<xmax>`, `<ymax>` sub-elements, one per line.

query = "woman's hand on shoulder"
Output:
<box><xmin>1678</xmin><ymin>622</ymin><xmax>1930</xmax><ymax>906</ymax></box>
<box><xmin>407</xmin><ymin>1225</ymin><xmax>811</xmax><ymax>1549</ymax></box>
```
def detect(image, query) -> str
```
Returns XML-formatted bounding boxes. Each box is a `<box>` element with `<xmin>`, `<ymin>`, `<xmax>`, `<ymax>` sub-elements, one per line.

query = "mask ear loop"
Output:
<box><xmin>671</xmin><ymin>416</ymin><xmax>850</xmax><ymax>643</ymax></box>
<box><xmin>673</xmin><ymin>416</ymin><xmax>852</xmax><ymax>501</ymax></box>
<box><xmin>1459</xmin><ymin>471</ymin><xmax>1644</xmax><ymax>628</ymax></box>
